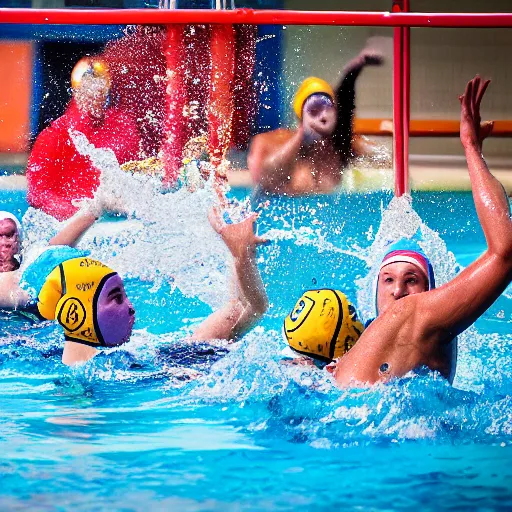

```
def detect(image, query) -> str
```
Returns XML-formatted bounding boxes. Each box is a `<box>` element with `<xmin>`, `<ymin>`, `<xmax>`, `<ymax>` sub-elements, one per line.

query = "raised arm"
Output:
<box><xmin>48</xmin><ymin>210</ymin><xmax>98</xmax><ymax>247</ymax></box>
<box><xmin>332</xmin><ymin>49</ymin><xmax>383</xmax><ymax>162</ymax></box>
<box><xmin>424</xmin><ymin>76</ymin><xmax>512</xmax><ymax>335</ymax></box>
<box><xmin>461</xmin><ymin>78</ymin><xmax>510</xmax><ymax>257</ymax></box>
<box><xmin>191</xmin><ymin>209</ymin><xmax>268</xmax><ymax>341</ymax></box>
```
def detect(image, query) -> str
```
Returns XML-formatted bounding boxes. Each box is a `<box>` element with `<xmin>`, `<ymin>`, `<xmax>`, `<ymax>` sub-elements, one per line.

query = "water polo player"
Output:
<box><xmin>26</xmin><ymin>56</ymin><xmax>141</xmax><ymax>221</ymax></box>
<box><xmin>327</xmin><ymin>76</ymin><xmax>511</xmax><ymax>387</ymax></box>
<box><xmin>373</xmin><ymin>240</ymin><xmax>435</xmax><ymax>319</ymax></box>
<box><xmin>248</xmin><ymin>47</ymin><xmax>385</xmax><ymax>195</ymax></box>
<box><xmin>1</xmin><ymin>196</ymin><xmax>268</xmax><ymax>368</ymax></box>
<box><xmin>282</xmin><ymin>289</ymin><xmax>364</xmax><ymax>366</ymax></box>
<box><xmin>0</xmin><ymin>199</ymin><xmax>137</xmax><ymax>365</ymax></box>
<box><xmin>31</xmin><ymin>255</ymin><xmax>135</xmax><ymax>366</ymax></box>
<box><xmin>0</xmin><ymin>212</ymin><xmax>22</xmax><ymax>273</ymax></box>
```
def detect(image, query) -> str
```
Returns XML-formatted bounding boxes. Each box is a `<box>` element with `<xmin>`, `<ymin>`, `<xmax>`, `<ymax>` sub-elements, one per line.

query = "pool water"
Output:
<box><xmin>1</xmin><ymin>188</ymin><xmax>511</xmax><ymax>511</ymax></box>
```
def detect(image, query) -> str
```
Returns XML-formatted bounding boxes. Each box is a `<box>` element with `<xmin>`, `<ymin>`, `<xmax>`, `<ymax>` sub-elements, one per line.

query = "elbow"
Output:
<box><xmin>255</xmin><ymin>295</ymin><xmax>269</xmax><ymax>318</ymax></box>
<box><xmin>501</xmin><ymin>241</ymin><xmax>512</xmax><ymax>265</ymax></box>
<box><xmin>491</xmin><ymin>230</ymin><xmax>512</xmax><ymax>262</ymax></box>
<box><xmin>247</xmin><ymin>294</ymin><xmax>268</xmax><ymax>321</ymax></box>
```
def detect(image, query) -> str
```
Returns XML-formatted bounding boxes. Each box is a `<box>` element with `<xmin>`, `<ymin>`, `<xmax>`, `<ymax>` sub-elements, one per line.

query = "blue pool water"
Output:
<box><xmin>1</xmin><ymin>188</ymin><xmax>511</xmax><ymax>511</ymax></box>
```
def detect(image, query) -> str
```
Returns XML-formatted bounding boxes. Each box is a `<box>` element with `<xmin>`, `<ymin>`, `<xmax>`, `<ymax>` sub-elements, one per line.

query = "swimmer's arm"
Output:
<box><xmin>191</xmin><ymin>250</ymin><xmax>268</xmax><ymax>341</ymax></box>
<box><xmin>247</xmin><ymin>129</ymin><xmax>303</xmax><ymax>190</ymax></box>
<box><xmin>48</xmin><ymin>211</ymin><xmax>98</xmax><ymax>247</ymax></box>
<box><xmin>333</xmin><ymin>49</ymin><xmax>383</xmax><ymax>159</ymax></box>
<box><xmin>422</xmin><ymin>77</ymin><xmax>512</xmax><ymax>336</ymax></box>
<box><xmin>191</xmin><ymin>210</ymin><xmax>268</xmax><ymax>341</ymax></box>
<box><xmin>461</xmin><ymin>78</ymin><xmax>510</xmax><ymax>260</ymax></box>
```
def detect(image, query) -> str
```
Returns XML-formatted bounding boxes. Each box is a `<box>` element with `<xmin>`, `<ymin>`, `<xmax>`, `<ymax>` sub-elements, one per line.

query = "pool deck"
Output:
<box><xmin>1</xmin><ymin>152</ymin><xmax>511</xmax><ymax>194</ymax></box>
<box><xmin>3</xmin><ymin>167</ymin><xmax>511</xmax><ymax>194</ymax></box>
<box><xmin>0</xmin><ymin>175</ymin><xmax>29</xmax><ymax>190</ymax></box>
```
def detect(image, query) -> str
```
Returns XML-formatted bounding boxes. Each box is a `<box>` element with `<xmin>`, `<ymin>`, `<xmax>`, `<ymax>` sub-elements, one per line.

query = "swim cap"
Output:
<box><xmin>71</xmin><ymin>57</ymin><xmax>111</xmax><ymax>90</ymax></box>
<box><xmin>37</xmin><ymin>257</ymin><xmax>133</xmax><ymax>347</ymax></box>
<box><xmin>283</xmin><ymin>289</ymin><xmax>364</xmax><ymax>362</ymax></box>
<box><xmin>379</xmin><ymin>239</ymin><xmax>435</xmax><ymax>290</ymax></box>
<box><xmin>368</xmin><ymin>238</ymin><xmax>436</xmax><ymax>323</ymax></box>
<box><xmin>0</xmin><ymin>211</ymin><xmax>22</xmax><ymax>262</ymax></box>
<box><xmin>0</xmin><ymin>211</ymin><xmax>21</xmax><ymax>235</ymax></box>
<box><xmin>293</xmin><ymin>77</ymin><xmax>335</xmax><ymax>119</ymax></box>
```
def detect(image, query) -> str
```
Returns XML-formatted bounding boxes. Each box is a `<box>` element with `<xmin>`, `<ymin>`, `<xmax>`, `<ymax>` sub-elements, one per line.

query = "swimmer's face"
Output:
<box><xmin>74</xmin><ymin>74</ymin><xmax>110</xmax><ymax>119</ymax></box>
<box><xmin>377</xmin><ymin>262</ymin><xmax>429</xmax><ymax>315</ymax></box>
<box><xmin>302</xmin><ymin>94</ymin><xmax>337</xmax><ymax>139</ymax></box>
<box><xmin>0</xmin><ymin>219</ymin><xmax>20</xmax><ymax>265</ymax></box>
<box><xmin>96</xmin><ymin>274</ymin><xmax>135</xmax><ymax>347</ymax></box>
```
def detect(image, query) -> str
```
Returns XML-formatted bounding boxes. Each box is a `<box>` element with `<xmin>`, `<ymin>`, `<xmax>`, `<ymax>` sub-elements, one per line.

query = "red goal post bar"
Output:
<box><xmin>1</xmin><ymin>9</ymin><xmax>512</xmax><ymax>27</ymax></box>
<box><xmin>2</xmin><ymin>7</ymin><xmax>511</xmax><ymax>196</ymax></box>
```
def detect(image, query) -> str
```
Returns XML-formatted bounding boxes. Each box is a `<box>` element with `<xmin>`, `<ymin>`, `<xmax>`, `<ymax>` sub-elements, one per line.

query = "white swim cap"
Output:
<box><xmin>0</xmin><ymin>211</ymin><xmax>22</xmax><ymax>262</ymax></box>
<box><xmin>0</xmin><ymin>211</ymin><xmax>22</xmax><ymax>236</ymax></box>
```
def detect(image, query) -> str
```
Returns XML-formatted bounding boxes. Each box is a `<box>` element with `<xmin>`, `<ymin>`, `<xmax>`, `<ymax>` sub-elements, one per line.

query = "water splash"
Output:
<box><xmin>22</xmin><ymin>130</ymin><xmax>232</xmax><ymax>309</ymax></box>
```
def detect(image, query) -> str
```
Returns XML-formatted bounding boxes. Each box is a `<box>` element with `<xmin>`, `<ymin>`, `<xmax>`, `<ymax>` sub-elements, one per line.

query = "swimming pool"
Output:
<box><xmin>1</xmin><ymin>187</ymin><xmax>511</xmax><ymax>511</ymax></box>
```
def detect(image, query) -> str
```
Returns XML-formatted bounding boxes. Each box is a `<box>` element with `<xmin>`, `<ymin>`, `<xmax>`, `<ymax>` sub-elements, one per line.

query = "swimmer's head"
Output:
<box><xmin>302</xmin><ymin>94</ymin><xmax>337</xmax><ymax>140</ymax></box>
<box><xmin>283</xmin><ymin>289</ymin><xmax>364</xmax><ymax>363</ymax></box>
<box><xmin>376</xmin><ymin>242</ymin><xmax>435</xmax><ymax>315</ymax></box>
<box><xmin>37</xmin><ymin>257</ymin><xmax>135</xmax><ymax>347</ymax></box>
<box><xmin>293</xmin><ymin>77</ymin><xmax>335</xmax><ymax>119</ymax></box>
<box><xmin>0</xmin><ymin>212</ymin><xmax>22</xmax><ymax>271</ymax></box>
<box><xmin>71</xmin><ymin>57</ymin><xmax>111</xmax><ymax>118</ymax></box>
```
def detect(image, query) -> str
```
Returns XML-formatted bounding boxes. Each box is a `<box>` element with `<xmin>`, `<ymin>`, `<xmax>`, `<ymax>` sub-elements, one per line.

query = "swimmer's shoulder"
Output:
<box><xmin>380</xmin><ymin>293</ymin><xmax>454</xmax><ymax>351</ymax></box>
<box><xmin>363</xmin><ymin>295</ymin><xmax>424</xmax><ymax>341</ymax></box>
<box><xmin>251</xmin><ymin>128</ymin><xmax>297</xmax><ymax>148</ymax></box>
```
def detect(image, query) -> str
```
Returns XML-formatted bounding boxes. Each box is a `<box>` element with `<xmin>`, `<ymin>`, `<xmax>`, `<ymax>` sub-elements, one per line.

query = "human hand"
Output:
<box><xmin>360</xmin><ymin>48</ymin><xmax>384</xmax><ymax>67</ymax></box>
<box><xmin>94</xmin><ymin>178</ymin><xmax>129</xmax><ymax>216</ymax></box>
<box><xmin>459</xmin><ymin>75</ymin><xmax>494</xmax><ymax>152</ymax></box>
<box><xmin>208</xmin><ymin>206</ymin><xmax>267</xmax><ymax>260</ymax></box>
<box><xmin>301</xmin><ymin>121</ymin><xmax>323</xmax><ymax>144</ymax></box>
<box><xmin>345</xmin><ymin>48</ymin><xmax>384</xmax><ymax>74</ymax></box>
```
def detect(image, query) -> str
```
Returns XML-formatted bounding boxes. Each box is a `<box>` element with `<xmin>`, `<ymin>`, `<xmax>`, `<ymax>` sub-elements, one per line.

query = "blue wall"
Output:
<box><xmin>1</xmin><ymin>0</ymin><xmax>284</xmax><ymax>140</ymax></box>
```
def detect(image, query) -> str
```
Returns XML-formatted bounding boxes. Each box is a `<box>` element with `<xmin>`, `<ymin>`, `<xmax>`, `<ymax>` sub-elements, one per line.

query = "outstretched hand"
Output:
<box><xmin>343</xmin><ymin>48</ymin><xmax>384</xmax><ymax>76</ymax></box>
<box><xmin>208</xmin><ymin>207</ymin><xmax>267</xmax><ymax>260</ymax></box>
<box><xmin>360</xmin><ymin>48</ymin><xmax>384</xmax><ymax>67</ymax></box>
<box><xmin>459</xmin><ymin>75</ymin><xmax>494</xmax><ymax>152</ymax></box>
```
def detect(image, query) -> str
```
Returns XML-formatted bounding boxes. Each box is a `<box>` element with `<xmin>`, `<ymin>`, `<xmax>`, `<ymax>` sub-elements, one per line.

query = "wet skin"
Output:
<box><xmin>0</xmin><ymin>219</ymin><xmax>20</xmax><ymax>272</ymax></box>
<box><xmin>96</xmin><ymin>274</ymin><xmax>136</xmax><ymax>346</ymax></box>
<box><xmin>376</xmin><ymin>262</ymin><xmax>429</xmax><ymax>315</ymax></box>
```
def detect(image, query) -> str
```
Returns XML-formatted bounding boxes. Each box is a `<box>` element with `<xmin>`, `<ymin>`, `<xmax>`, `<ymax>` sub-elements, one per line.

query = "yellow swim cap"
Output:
<box><xmin>283</xmin><ymin>289</ymin><xmax>364</xmax><ymax>362</ymax></box>
<box><xmin>293</xmin><ymin>77</ymin><xmax>335</xmax><ymax>119</ymax></box>
<box><xmin>37</xmin><ymin>257</ymin><xmax>118</xmax><ymax>347</ymax></box>
<box><xmin>71</xmin><ymin>57</ymin><xmax>111</xmax><ymax>90</ymax></box>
